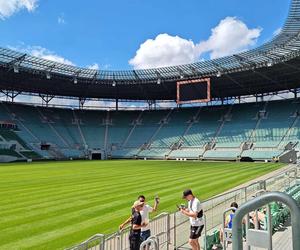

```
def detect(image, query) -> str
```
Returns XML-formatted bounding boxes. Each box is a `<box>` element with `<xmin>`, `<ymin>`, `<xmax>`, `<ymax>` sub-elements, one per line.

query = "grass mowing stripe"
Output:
<box><xmin>0</xmin><ymin>165</ymin><xmax>252</xmax><ymax>220</ymax></box>
<box><xmin>0</xmin><ymin>164</ymin><xmax>200</xmax><ymax>196</ymax></box>
<box><xmin>0</xmin><ymin>167</ymin><xmax>242</xmax><ymax>231</ymax></box>
<box><xmin>1</xmin><ymin>168</ymin><xmax>246</xmax><ymax>229</ymax></box>
<box><xmin>0</xmin><ymin>163</ymin><xmax>278</xmax><ymax>224</ymax></box>
<box><xmin>0</xmin><ymin>165</ymin><xmax>234</xmax><ymax>210</ymax></box>
<box><xmin>0</xmin><ymin>163</ymin><xmax>274</xmax><ymax>214</ymax></box>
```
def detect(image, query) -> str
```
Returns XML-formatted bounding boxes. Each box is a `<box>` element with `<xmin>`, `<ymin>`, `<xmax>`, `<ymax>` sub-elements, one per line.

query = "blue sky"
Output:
<box><xmin>0</xmin><ymin>0</ymin><xmax>291</xmax><ymax>70</ymax></box>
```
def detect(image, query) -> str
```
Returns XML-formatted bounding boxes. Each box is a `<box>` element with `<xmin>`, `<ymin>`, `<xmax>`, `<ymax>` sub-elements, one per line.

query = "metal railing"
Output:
<box><xmin>66</xmin><ymin>234</ymin><xmax>105</xmax><ymax>250</ymax></box>
<box><xmin>140</xmin><ymin>237</ymin><xmax>158</xmax><ymax>250</ymax></box>
<box><xmin>232</xmin><ymin>191</ymin><xmax>300</xmax><ymax>250</ymax></box>
<box><xmin>67</xmin><ymin>165</ymin><xmax>300</xmax><ymax>250</ymax></box>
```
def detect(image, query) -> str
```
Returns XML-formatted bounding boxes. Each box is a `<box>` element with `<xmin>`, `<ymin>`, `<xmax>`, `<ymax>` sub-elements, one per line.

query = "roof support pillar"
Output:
<box><xmin>116</xmin><ymin>98</ymin><xmax>119</xmax><ymax>111</ymax></box>
<box><xmin>1</xmin><ymin>90</ymin><xmax>21</xmax><ymax>103</ymax></box>
<box><xmin>39</xmin><ymin>94</ymin><xmax>55</xmax><ymax>107</ymax></box>
<box><xmin>147</xmin><ymin>100</ymin><xmax>156</xmax><ymax>110</ymax></box>
<box><xmin>79</xmin><ymin>97</ymin><xmax>86</xmax><ymax>110</ymax></box>
<box><xmin>293</xmin><ymin>89</ymin><xmax>298</xmax><ymax>99</ymax></box>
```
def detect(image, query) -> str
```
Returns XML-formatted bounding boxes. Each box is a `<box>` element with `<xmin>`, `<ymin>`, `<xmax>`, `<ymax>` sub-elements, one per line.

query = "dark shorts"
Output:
<box><xmin>190</xmin><ymin>225</ymin><xmax>204</xmax><ymax>239</ymax></box>
<box><xmin>129</xmin><ymin>234</ymin><xmax>141</xmax><ymax>250</ymax></box>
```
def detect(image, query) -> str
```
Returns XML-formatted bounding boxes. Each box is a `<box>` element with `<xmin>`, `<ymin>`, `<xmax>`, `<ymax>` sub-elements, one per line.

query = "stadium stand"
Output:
<box><xmin>168</xmin><ymin>148</ymin><xmax>204</xmax><ymax>159</ymax></box>
<box><xmin>251</xmin><ymin>100</ymin><xmax>299</xmax><ymax>148</ymax></box>
<box><xmin>182</xmin><ymin>106</ymin><xmax>225</xmax><ymax>148</ymax></box>
<box><xmin>124</xmin><ymin>110</ymin><xmax>169</xmax><ymax>148</ymax></box>
<box><xmin>0</xmin><ymin>98</ymin><xmax>298</xmax><ymax>162</ymax></box>
<box><xmin>150</xmin><ymin>108</ymin><xmax>194</xmax><ymax>148</ymax></box>
<box><xmin>215</xmin><ymin>102</ymin><xmax>262</xmax><ymax>148</ymax></box>
<box><xmin>108</xmin><ymin>110</ymin><xmax>139</xmax><ymax>148</ymax></box>
<box><xmin>76</xmin><ymin>110</ymin><xmax>106</xmax><ymax>150</ymax></box>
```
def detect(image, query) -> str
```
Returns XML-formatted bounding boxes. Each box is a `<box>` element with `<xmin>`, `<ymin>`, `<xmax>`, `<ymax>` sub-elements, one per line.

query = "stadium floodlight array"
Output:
<box><xmin>0</xmin><ymin>0</ymin><xmax>300</xmax><ymax>84</ymax></box>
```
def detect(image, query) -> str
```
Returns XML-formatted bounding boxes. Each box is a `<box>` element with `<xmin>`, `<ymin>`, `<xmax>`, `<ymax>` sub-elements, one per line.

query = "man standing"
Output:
<box><xmin>129</xmin><ymin>200</ymin><xmax>145</xmax><ymax>250</ymax></box>
<box><xmin>119</xmin><ymin>195</ymin><xmax>159</xmax><ymax>241</ymax></box>
<box><xmin>180</xmin><ymin>189</ymin><xmax>204</xmax><ymax>250</ymax></box>
<box><xmin>138</xmin><ymin>195</ymin><xmax>159</xmax><ymax>241</ymax></box>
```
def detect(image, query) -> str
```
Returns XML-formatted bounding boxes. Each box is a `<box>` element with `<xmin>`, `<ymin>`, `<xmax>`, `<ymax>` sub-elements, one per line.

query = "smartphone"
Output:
<box><xmin>155</xmin><ymin>194</ymin><xmax>160</xmax><ymax>204</ymax></box>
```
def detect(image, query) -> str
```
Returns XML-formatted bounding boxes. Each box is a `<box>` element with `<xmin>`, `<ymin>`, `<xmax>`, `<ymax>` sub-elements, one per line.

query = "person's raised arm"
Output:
<box><xmin>119</xmin><ymin>216</ymin><xmax>132</xmax><ymax>230</ymax></box>
<box><xmin>153</xmin><ymin>198</ymin><xmax>159</xmax><ymax>212</ymax></box>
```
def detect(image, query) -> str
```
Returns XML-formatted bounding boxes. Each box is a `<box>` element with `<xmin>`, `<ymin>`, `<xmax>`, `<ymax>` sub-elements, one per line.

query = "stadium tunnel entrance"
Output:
<box><xmin>89</xmin><ymin>150</ymin><xmax>105</xmax><ymax>160</ymax></box>
<box><xmin>240</xmin><ymin>157</ymin><xmax>255</xmax><ymax>162</ymax></box>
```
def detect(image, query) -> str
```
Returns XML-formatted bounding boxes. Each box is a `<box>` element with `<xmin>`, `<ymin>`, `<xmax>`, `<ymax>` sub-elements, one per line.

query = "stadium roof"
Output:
<box><xmin>1</xmin><ymin>0</ymin><xmax>300</xmax><ymax>101</ymax></box>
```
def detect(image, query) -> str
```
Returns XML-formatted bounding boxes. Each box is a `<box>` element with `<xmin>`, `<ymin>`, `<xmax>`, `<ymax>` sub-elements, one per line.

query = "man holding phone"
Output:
<box><xmin>180</xmin><ymin>189</ymin><xmax>204</xmax><ymax>250</ymax></box>
<box><xmin>119</xmin><ymin>194</ymin><xmax>160</xmax><ymax>241</ymax></box>
<box><xmin>138</xmin><ymin>195</ymin><xmax>160</xmax><ymax>241</ymax></box>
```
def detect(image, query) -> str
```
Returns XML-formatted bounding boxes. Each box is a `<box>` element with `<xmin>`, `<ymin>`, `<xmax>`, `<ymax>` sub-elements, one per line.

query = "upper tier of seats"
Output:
<box><xmin>0</xmin><ymin>98</ymin><xmax>299</xmax><ymax>161</ymax></box>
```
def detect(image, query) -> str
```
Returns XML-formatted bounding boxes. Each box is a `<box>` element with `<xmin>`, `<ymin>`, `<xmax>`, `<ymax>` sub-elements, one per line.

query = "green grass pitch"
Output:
<box><xmin>0</xmin><ymin>160</ymin><xmax>284</xmax><ymax>250</ymax></box>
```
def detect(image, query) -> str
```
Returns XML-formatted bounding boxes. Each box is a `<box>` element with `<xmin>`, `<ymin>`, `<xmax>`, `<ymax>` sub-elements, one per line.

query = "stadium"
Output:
<box><xmin>0</xmin><ymin>0</ymin><xmax>300</xmax><ymax>249</ymax></box>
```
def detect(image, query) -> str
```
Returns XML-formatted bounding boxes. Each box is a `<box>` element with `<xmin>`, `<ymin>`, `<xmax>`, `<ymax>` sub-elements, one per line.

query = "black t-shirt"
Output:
<box><xmin>130</xmin><ymin>210</ymin><xmax>142</xmax><ymax>235</ymax></box>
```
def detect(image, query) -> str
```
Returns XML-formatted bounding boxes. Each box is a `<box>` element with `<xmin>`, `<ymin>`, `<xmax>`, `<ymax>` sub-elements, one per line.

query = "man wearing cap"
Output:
<box><xmin>129</xmin><ymin>200</ymin><xmax>146</xmax><ymax>250</ymax></box>
<box><xmin>180</xmin><ymin>189</ymin><xmax>204</xmax><ymax>250</ymax></box>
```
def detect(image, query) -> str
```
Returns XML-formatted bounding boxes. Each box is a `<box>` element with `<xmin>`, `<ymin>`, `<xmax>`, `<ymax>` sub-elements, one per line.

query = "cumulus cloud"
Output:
<box><xmin>0</xmin><ymin>0</ymin><xmax>38</xmax><ymax>19</ymax></box>
<box><xmin>198</xmin><ymin>17</ymin><xmax>262</xmax><ymax>59</ymax></box>
<box><xmin>129</xmin><ymin>34</ymin><xmax>199</xmax><ymax>69</ymax></box>
<box><xmin>9</xmin><ymin>45</ymin><xmax>75</xmax><ymax>65</ymax></box>
<box><xmin>129</xmin><ymin>16</ymin><xmax>262</xmax><ymax>69</ymax></box>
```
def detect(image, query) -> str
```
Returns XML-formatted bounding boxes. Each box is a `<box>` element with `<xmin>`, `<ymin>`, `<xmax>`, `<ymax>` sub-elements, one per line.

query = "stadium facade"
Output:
<box><xmin>0</xmin><ymin>0</ymin><xmax>300</xmax><ymax>162</ymax></box>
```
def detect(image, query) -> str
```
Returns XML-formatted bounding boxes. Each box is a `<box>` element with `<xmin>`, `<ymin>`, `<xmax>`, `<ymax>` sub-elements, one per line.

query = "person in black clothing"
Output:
<box><xmin>129</xmin><ymin>200</ymin><xmax>146</xmax><ymax>250</ymax></box>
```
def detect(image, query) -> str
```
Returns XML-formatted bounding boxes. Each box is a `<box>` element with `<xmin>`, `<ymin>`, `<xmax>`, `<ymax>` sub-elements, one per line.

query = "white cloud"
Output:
<box><xmin>129</xmin><ymin>34</ymin><xmax>199</xmax><ymax>69</ymax></box>
<box><xmin>273</xmin><ymin>28</ymin><xmax>282</xmax><ymax>36</ymax></box>
<box><xmin>0</xmin><ymin>0</ymin><xmax>38</xmax><ymax>20</ymax></box>
<box><xmin>29</xmin><ymin>46</ymin><xmax>74</xmax><ymax>65</ymax></box>
<box><xmin>87</xmin><ymin>63</ymin><xmax>112</xmax><ymax>70</ymax></box>
<box><xmin>87</xmin><ymin>63</ymin><xmax>99</xmax><ymax>70</ymax></box>
<box><xmin>9</xmin><ymin>45</ymin><xmax>75</xmax><ymax>65</ymax></box>
<box><xmin>58</xmin><ymin>13</ymin><xmax>65</xmax><ymax>24</ymax></box>
<box><xmin>129</xmin><ymin>16</ymin><xmax>262</xmax><ymax>69</ymax></box>
<box><xmin>197</xmin><ymin>17</ymin><xmax>262</xmax><ymax>59</ymax></box>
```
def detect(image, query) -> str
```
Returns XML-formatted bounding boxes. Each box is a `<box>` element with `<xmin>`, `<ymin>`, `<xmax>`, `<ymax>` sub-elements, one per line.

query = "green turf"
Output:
<box><xmin>0</xmin><ymin>160</ymin><xmax>284</xmax><ymax>250</ymax></box>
